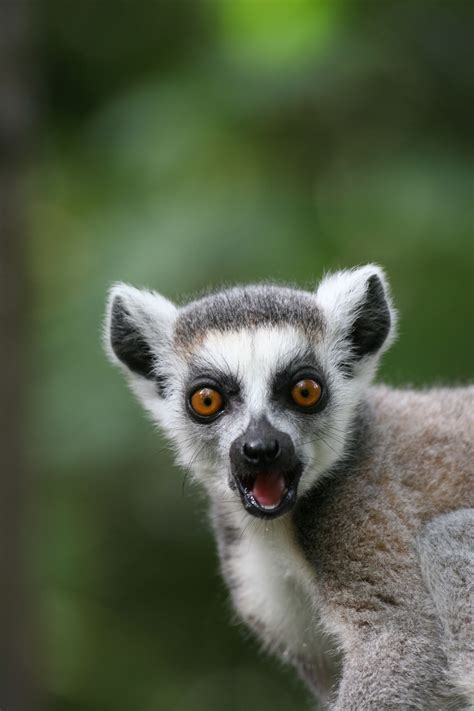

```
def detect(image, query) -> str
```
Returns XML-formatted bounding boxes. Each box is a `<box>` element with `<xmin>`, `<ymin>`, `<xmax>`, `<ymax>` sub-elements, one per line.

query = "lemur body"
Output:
<box><xmin>105</xmin><ymin>266</ymin><xmax>474</xmax><ymax>709</ymax></box>
<box><xmin>217</xmin><ymin>387</ymin><xmax>473</xmax><ymax>708</ymax></box>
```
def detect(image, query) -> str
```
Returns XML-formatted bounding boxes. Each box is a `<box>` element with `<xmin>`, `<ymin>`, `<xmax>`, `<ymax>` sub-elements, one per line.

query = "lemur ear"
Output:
<box><xmin>105</xmin><ymin>283</ymin><xmax>177</xmax><ymax>385</ymax></box>
<box><xmin>315</xmin><ymin>265</ymin><xmax>397</xmax><ymax>371</ymax></box>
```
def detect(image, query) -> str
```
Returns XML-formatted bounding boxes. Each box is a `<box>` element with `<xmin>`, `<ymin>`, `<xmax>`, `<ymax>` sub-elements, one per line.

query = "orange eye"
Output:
<box><xmin>291</xmin><ymin>379</ymin><xmax>322</xmax><ymax>408</ymax></box>
<box><xmin>190</xmin><ymin>388</ymin><xmax>224</xmax><ymax>418</ymax></box>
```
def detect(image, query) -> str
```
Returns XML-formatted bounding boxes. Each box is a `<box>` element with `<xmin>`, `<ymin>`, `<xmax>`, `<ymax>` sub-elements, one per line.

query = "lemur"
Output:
<box><xmin>105</xmin><ymin>265</ymin><xmax>473</xmax><ymax>710</ymax></box>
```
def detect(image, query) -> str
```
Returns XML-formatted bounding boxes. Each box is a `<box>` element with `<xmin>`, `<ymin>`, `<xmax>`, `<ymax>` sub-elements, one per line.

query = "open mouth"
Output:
<box><xmin>232</xmin><ymin>464</ymin><xmax>303</xmax><ymax>519</ymax></box>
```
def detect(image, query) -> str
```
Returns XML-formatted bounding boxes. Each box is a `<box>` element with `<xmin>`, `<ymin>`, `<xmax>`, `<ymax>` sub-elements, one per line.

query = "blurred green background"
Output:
<box><xmin>25</xmin><ymin>1</ymin><xmax>474</xmax><ymax>709</ymax></box>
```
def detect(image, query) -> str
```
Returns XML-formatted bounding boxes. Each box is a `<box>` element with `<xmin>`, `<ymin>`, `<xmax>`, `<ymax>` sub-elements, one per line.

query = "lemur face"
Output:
<box><xmin>105</xmin><ymin>266</ymin><xmax>396</xmax><ymax>519</ymax></box>
<box><xmin>178</xmin><ymin>324</ymin><xmax>329</xmax><ymax>519</ymax></box>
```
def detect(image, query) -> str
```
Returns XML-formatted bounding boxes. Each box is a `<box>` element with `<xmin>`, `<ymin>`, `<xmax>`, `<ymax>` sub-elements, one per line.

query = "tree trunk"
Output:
<box><xmin>0</xmin><ymin>1</ymin><xmax>38</xmax><ymax>709</ymax></box>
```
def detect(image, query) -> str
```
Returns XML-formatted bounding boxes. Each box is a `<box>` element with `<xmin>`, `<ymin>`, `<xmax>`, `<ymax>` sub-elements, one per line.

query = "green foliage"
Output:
<box><xmin>216</xmin><ymin>0</ymin><xmax>340</xmax><ymax>67</ymax></box>
<box><xmin>30</xmin><ymin>1</ymin><xmax>473</xmax><ymax>709</ymax></box>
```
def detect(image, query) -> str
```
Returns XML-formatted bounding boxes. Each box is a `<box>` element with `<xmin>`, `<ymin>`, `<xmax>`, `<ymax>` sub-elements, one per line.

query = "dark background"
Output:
<box><xmin>1</xmin><ymin>1</ymin><xmax>473</xmax><ymax>710</ymax></box>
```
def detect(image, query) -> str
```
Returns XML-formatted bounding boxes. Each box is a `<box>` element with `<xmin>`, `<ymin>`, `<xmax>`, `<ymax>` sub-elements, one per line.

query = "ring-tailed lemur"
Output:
<box><xmin>105</xmin><ymin>265</ymin><xmax>473</xmax><ymax>710</ymax></box>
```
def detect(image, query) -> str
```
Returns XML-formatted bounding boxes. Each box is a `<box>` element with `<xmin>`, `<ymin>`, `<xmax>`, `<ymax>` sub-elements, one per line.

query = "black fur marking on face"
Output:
<box><xmin>229</xmin><ymin>416</ymin><xmax>303</xmax><ymax>520</ymax></box>
<box><xmin>187</xmin><ymin>360</ymin><xmax>242</xmax><ymax>399</ymax></box>
<box><xmin>272</xmin><ymin>352</ymin><xmax>329</xmax><ymax>414</ymax></box>
<box><xmin>185</xmin><ymin>361</ymin><xmax>242</xmax><ymax>423</ymax></box>
<box><xmin>110</xmin><ymin>297</ymin><xmax>167</xmax><ymax>394</ymax></box>
<box><xmin>341</xmin><ymin>275</ymin><xmax>391</xmax><ymax>375</ymax></box>
<box><xmin>174</xmin><ymin>285</ymin><xmax>323</xmax><ymax>347</ymax></box>
<box><xmin>272</xmin><ymin>347</ymin><xmax>317</xmax><ymax>392</ymax></box>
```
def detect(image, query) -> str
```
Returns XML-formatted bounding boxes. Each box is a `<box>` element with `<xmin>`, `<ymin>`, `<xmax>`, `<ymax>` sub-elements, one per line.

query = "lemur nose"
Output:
<box><xmin>243</xmin><ymin>439</ymin><xmax>281</xmax><ymax>463</ymax></box>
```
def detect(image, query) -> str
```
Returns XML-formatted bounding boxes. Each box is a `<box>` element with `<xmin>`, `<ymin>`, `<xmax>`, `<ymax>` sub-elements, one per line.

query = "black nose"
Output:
<box><xmin>242</xmin><ymin>438</ymin><xmax>281</xmax><ymax>463</ymax></box>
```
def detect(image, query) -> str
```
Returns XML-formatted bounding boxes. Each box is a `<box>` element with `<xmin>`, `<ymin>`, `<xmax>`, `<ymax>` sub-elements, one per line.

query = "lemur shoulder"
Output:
<box><xmin>105</xmin><ymin>265</ymin><xmax>473</xmax><ymax>710</ymax></box>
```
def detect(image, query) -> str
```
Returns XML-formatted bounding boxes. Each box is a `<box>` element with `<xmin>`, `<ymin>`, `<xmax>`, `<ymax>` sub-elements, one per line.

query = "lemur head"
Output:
<box><xmin>105</xmin><ymin>265</ymin><xmax>396</xmax><ymax>520</ymax></box>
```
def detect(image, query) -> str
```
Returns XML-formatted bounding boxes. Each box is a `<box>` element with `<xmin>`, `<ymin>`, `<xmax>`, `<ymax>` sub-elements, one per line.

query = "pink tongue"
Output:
<box><xmin>252</xmin><ymin>472</ymin><xmax>286</xmax><ymax>508</ymax></box>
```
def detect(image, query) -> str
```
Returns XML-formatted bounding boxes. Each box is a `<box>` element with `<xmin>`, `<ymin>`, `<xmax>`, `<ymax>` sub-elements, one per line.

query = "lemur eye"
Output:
<box><xmin>190</xmin><ymin>388</ymin><xmax>224</xmax><ymax>418</ymax></box>
<box><xmin>291</xmin><ymin>379</ymin><xmax>322</xmax><ymax>409</ymax></box>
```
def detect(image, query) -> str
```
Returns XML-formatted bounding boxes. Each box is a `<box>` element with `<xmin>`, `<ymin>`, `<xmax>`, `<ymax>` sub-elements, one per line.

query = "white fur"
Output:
<box><xmin>104</xmin><ymin>282</ymin><xmax>179</xmax><ymax>410</ymax></box>
<box><xmin>220</xmin><ymin>508</ymin><xmax>328</xmax><ymax>660</ymax></box>
<box><xmin>316</xmin><ymin>264</ymin><xmax>398</xmax><ymax>384</ymax></box>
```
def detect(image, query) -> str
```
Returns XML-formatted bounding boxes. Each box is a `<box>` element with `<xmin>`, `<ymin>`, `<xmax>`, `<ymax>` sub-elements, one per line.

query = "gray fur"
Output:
<box><xmin>418</xmin><ymin>509</ymin><xmax>474</xmax><ymax>707</ymax></box>
<box><xmin>105</xmin><ymin>265</ymin><xmax>473</xmax><ymax>710</ymax></box>
<box><xmin>174</xmin><ymin>284</ymin><xmax>324</xmax><ymax>349</ymax></box>
<box><xmin>293</xmin><ymin>389</ymin><xmax>473</xmax><ymax>709</ymax></box>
